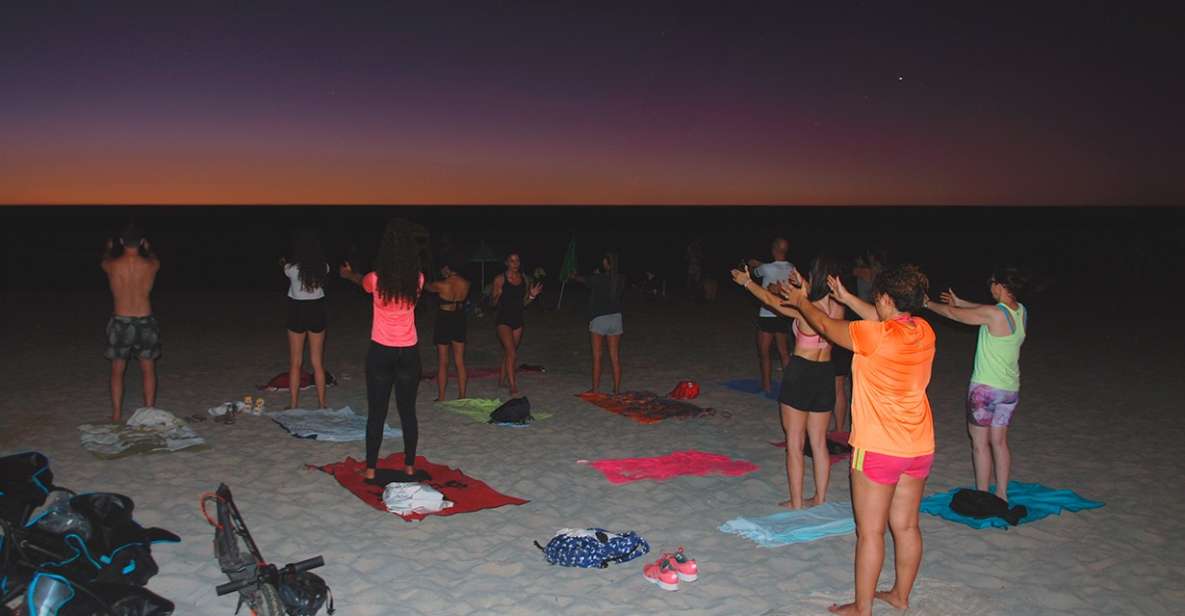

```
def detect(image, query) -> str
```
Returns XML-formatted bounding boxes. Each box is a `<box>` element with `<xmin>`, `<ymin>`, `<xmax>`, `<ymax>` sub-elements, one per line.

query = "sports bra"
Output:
<box><xmin>792</xmin><ymin>319</ymin><xmax>830</xmax><ymax>349</ymax></box>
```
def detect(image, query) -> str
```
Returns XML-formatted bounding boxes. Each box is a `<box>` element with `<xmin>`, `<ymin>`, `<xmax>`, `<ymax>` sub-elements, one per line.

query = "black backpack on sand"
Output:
<box><xmin>489</xmin><ymin>397</ymin><xmax>533</xmax><ymax>424</ymax></box>
<box><xmin>950</xmin><ymin>488</ymin><xmax>1028</xmax><ymax>526</ymax></box>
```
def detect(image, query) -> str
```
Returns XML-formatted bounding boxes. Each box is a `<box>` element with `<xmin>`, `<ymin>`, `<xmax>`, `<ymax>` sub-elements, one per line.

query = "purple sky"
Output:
<box><xmin>2</xmin><ymin>2</ymin><xmax>1181</xmax><ymax>204</ymax></box>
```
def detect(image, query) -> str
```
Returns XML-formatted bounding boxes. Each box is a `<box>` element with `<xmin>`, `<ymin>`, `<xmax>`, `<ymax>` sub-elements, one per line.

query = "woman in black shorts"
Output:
<box><xmin>491</xmin><ymin>252</ymin><xmax>542</xmax><ymax>396</ymax></box>
<box><xmin>426</xmin><ymin>255</ymin><xmax>471</xmax><ymax>401</ymax></box>
<box><xmin>281</xmin><ymin>230</ymin><xmax>329</xmax><ymax>410</ymax></box>
<box><xmin>733</xmin><ymin>255</ymin><xmax>844</xmax><ymax>509</ymax></box>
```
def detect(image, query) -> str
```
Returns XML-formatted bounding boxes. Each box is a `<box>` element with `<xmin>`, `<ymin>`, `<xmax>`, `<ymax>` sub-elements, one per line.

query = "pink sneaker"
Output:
<box><xmin>643</xmin><ymin>556</ymin><xmax>679</xmax><ymax>591</ymax></box>
<box><xmin>663</xmin><ymin>547</ymin><xmax>698</xmax><ymax>582</ymax></box>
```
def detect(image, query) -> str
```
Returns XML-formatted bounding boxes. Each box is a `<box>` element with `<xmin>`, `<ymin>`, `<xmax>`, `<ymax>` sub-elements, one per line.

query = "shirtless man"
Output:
<box><xmin>101</xmin><ymin>226</ymin><xmax>161</xmax><ymax>421</ymax></box>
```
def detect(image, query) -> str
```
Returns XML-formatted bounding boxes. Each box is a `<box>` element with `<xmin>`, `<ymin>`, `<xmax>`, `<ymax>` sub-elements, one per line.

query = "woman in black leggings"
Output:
<box><xmin>340</xmin><ymin>219</ymin><xmax>426</xmax><ymax>482</ymax></box>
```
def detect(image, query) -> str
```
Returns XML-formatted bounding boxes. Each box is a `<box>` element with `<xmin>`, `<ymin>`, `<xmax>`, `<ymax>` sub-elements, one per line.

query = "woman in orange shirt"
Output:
<box><xmin>767</xmin><ymin>264</ymin><xmax>935</xmax><ymax>616</ymax></box>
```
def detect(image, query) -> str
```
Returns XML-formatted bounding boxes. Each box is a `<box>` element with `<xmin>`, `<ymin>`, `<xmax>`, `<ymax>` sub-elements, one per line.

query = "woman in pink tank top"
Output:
<box><xmin>341</xmin><ymin>219</ymin><xmax>427</xmax><ymax>483</ymax></box>
<box><xmin>733</xmin><ymin>256</ymin><xmax>845</xmax><ymax>510</ymax></box>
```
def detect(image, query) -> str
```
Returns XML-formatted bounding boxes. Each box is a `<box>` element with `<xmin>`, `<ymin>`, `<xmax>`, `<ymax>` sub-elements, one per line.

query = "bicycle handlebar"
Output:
<box><xmin>215</xmin><ymin>556</ymin><xmax>324</xmax><ymax>596</ymax></box>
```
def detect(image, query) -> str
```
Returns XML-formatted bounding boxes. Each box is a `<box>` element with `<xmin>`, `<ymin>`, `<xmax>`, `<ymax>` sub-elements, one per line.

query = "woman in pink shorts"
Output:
<box><xmin>779</xmin><ymin>264</ymin><xmax>936</xmax><ymax>616</ymax></box>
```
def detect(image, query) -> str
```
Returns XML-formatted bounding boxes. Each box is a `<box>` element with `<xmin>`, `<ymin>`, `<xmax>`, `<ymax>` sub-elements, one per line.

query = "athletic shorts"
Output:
<box><xmin>756</xmin><ymin>315</ymin><xmax>790</xmax><ymax>334</ymax></box>
<box><xmin>967</xmin><ymin>383</ymin><xmax>1019</xmax><ymax>427</ymax></box>
<box><xmin>831</xmin><ymin>345</ymin><xmax>853</xmax><ymax>377</ymax></box>
<box><xmin>778</xmin><ymin>355</ymin><xmax>836</xmax><ymax>412</ymax></box>
<box><xmin>433</xmin><ymin>309</ymin><xmax>467</xmax><ymax>345</ymax></box>
<box><xmin>851</xmin><ymin>448</ymin><xmax>934</xmax><ymax>485</ymax></box>
<box><xmin>287</xmin><ymin>298</ymin><xmax>327</xmax><ymax>333</ymax></box>
<box><xmin>105</xmin><ymin>315</ymin><xmax>161</xmax><ymax>360</ymax></box>
<box><xmin>589</xmin><ymin>313</ymin><xmax>624</xmax><ymax>336</ymax></box>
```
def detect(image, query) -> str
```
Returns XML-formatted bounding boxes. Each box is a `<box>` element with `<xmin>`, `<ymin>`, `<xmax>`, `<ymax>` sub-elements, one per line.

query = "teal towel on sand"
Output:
<box><xmin>720</xmin><ymin>502</ymin><xmax>854</xmax><ymax>547</ymax></box>
<box><xmin>435</xmin><ymin>398</ymin><xmax>553</xmax><ymax>423</ymax></box>
<box><xmin>920</xmin><ymin>481</ymin><xmax>1103</xmax><ymax>529</ymax></box>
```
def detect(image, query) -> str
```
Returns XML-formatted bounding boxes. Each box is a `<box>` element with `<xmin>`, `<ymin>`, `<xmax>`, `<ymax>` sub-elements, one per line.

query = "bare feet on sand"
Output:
<box><xmin>778</xmin><ymin>497</ymin><xmax>823</xmax><ymax>509</ymax></box>
<box><xmin>875</xmin><ymin>588</ymin><xmax>909</xmax><ymax>610</ymax></box>
<box><xmin>827</xmin><ymin>602</ymin><xmax>866</xmax><ymax>615</ymax></box>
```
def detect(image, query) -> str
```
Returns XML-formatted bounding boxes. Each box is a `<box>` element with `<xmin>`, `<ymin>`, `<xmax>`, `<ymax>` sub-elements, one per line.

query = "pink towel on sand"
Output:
<box><xmin>580</xmin><ymin>450</ymin><xmax>759</xmax><ymax>484</ymax></box>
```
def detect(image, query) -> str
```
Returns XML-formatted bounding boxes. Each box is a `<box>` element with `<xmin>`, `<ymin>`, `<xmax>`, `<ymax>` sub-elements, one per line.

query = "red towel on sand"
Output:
<box><xmin>770</xmin><ymin>431</ymin><xmax>852</xmax><ymax>465</ymax></box>
<box><xmin>581</xmin><ymin>450</ymin><xmax>758</xmax><ymax>484</ymax></box>
<box><xmin>577</xmin><ymin>391</ymin><xmax>718</xmax><ymax>425</ymax></box>
<box><xmin>315</xmin><ymin>454</ymin><xmax>528</xmax><ymax>521</ymax></box>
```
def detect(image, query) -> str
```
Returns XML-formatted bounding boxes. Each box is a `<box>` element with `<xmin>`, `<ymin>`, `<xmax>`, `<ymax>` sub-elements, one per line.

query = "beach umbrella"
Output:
<box><xmin>469</xmin><ymin>240</ymin><xmax>499</xmax><ymax>286</ymax></box>
<box><xmin>556</xmin><ymin>236</ymin><xmax>577</xmax><ymax>309</ymax></box>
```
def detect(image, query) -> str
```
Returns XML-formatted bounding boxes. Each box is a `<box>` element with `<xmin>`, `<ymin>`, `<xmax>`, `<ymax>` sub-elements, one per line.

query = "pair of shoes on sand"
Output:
<box><xmin>643</xmin><ymin>547</ymin><xmax>699</xmax><ymax>591</ymax></box>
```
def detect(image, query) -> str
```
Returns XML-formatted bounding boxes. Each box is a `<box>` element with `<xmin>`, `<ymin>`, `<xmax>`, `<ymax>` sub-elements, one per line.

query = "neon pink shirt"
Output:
<box><xmin>362</xmin><ymin>272</ymin><xmax>423</xmax><ymax>347</ymax></box>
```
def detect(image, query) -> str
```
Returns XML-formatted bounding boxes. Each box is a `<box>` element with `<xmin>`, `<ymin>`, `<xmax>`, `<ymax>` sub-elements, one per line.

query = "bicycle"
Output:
<box><xmin>200</xmin><ymin>483</ymin><xmax>333</xmax><ymax>616</ymax></box>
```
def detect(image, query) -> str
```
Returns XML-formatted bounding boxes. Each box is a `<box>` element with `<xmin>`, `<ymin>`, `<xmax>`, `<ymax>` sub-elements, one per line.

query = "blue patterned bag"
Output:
<box><xmin>534</xmin><ymin>528</ymin><xmax>649</xmax><ymax>568</ymax></box>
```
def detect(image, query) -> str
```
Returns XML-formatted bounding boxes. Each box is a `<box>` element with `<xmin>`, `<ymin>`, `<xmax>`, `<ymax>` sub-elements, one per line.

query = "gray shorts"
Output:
<box><xmin>105</xmin><ymin>315</ymin><xmax>161</xmax><ymax>360</ymax></box>
<box><xmin>589</xmin><ymin>313</ymin><xmax>623</xmax><ymax>336</ymax></box>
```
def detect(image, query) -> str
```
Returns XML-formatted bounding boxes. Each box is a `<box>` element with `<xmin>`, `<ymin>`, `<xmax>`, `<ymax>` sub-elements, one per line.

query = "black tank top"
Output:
<box><xmin>496</xmin><ymin>276</ymin><xmax>525</xmax><ymax>323</ymax></box>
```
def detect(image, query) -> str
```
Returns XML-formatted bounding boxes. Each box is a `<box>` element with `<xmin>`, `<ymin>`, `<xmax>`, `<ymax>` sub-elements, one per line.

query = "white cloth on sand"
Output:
<box><xmin>79</xmin><ymin>407</ymin><xmax>206</xmax><ymax>458</ymax></box>
<box><xmin>382</xmin><ymin>483</ymin><xmax>453</xmax><ymax>515</ymax></box>
<box><xmin>263</xmin><ymin>406</ymin><xmax>402</xmax><ymax>442</ymax></box>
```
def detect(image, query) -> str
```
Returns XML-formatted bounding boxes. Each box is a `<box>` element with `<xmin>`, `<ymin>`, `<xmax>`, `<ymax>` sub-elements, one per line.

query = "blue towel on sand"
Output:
<box><xmin>265</xmin><ymin>406</ymin><xmax>402</xmax><ymax>442</ymax></box>
<box><xmin>920</xmin><ymin>481</ymin><xmax>1103</xmax><ymax>529</ymax></box>
<box><xmin>720</xmin><ymin>502</ymin><xmax>855</xmax><ymax>547</ymax></box>
<box><xmin>721</xmin><ymin>378</ymin><xmax>779</xmax><ymax>400</ymax></box>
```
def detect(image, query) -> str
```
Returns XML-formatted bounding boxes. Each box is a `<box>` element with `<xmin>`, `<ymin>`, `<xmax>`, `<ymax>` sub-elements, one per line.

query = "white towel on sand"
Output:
<box><xmin>79</xmin><ymin>407</ymin><xmax>206</xmax><ymax>458</ymax></box>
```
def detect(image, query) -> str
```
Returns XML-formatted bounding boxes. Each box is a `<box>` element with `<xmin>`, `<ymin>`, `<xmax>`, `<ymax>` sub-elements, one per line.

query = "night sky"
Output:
<box><xmin>2</xmin><ymin>2</ymin><xmax>1182</xmax><ymax>205</ymax></box>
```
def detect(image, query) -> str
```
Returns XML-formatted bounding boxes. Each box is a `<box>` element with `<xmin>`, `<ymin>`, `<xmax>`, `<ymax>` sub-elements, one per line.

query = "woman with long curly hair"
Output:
<box><xmin>490</xmin><ymin>252</ymin><xmax>542</xmax><ymax>396</ymax></box>
<box><xmin>753</xmin><ymin>264</ymin><xmax>935</xmax><ymax>616</ymax></box>
<box><xmin>281</xmin><ymin>229</ymin><xmax>330</xmax><ymax>410</ymax></box>
<box><xmin>341</xmin><ymin>219</ymin><xmax>426</xmax><ymax>482</ymax></box>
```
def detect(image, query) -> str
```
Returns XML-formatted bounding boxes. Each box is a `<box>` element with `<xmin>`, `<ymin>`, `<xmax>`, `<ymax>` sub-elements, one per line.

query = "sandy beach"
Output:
<box><xmin>2</xmin><ymin>284</ymin><xmax>1181</xmax><ymax>615</ymax></box>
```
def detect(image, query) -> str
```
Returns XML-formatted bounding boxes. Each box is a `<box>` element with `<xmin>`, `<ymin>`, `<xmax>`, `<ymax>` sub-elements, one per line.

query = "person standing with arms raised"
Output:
<box><xmin>426</xmin><ymin>254</ymin><xmax>471</xmax><ymax>401</ymax></box>
<box><xmin>752</xmin><ymin>238</ymin><xmax>796</xmax><ymax>393</ymax></box>
<box><xmin>925</xmin><ymin>267</ymin><xmax>1029</xmax><ymax>502</ymax></box>
<box><xmin>280</xmin><ymin>229</ymin><xmax>330</xmax><ymax>410</ymax></box>
<box><xmin>768</xmin><ymin>264</ymin><xmax>936</xmax><ymax>616</ymax></box>
<box><xmin>340</xmin><ymin>219</ymin><xmax>427</xmax><ymax>483</ymax></box>
<box><xmin>101</xmin><ymin>224</ymin><xmax>161</xmax><ymax>422</ymax></box>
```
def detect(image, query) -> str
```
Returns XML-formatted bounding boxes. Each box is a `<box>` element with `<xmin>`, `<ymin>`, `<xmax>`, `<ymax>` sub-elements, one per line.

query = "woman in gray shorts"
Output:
<box><xmin>570</xmin><ymin>252</ymin><xmax>626</xmax><ymax>393</ymax></box>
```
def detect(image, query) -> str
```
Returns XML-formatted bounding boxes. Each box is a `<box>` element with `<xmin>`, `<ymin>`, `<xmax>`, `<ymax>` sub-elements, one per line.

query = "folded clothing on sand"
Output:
<box><xmin>79</xmin><ymin>407</ymin><xmax>206</xmax><ymax>458</ymax></box>
<box><xmin>315</xmin><ymin>454</ymin><xmax>528</xmax><ymax>522</ymax></box>
<box><xmin>382</xmin><ymin>483</ymin><xmax>453</xmax><ymax>515</ymax></box>
<box><xmin>577</xmin><ymin>391</ymin><xmax>718</xmax><ymax>424</ymax></box>
<box><xmin>719</xmin><ymin>502</ymin><xmax>855</xmax><ymax>547</ymax></box>
<box><xmin>265</xmin><ymin>406</ymin><xmax>401</xmax><ymax>442</ymax></box>
<box><xmin>920</xmin><ymin>481</ymin><xmax>1103</xmax><ymax>529</ymax></box>
<box><xmin>580</xmin><ymin>450</ymin><xmax>758</xmax><ymax>484</ymax></box>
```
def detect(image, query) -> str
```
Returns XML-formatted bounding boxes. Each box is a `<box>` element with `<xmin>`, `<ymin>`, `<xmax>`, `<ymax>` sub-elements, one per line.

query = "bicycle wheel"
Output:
<box><xmin>250</xmin><ymin>583</ymin><xmax>284</xmax><ymax>616</ymax></box>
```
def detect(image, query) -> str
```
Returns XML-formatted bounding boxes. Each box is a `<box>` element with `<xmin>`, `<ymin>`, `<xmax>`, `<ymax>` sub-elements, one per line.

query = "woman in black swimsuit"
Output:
<box><xmin>426</xmin><ymin>255</ymin><xmax>471</xmax><ymax>401</ymax></box>
<box><xmin>491</xmin><ymin>253</ymin><xmax>542</xmax><ymax>396</ymax></box>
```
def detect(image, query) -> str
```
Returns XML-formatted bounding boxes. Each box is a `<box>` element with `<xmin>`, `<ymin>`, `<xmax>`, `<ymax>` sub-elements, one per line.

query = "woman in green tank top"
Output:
<box><xmin>925</xmin><ymin>267</ymin><xmax>1029</xmax><ymax>502</ymax></box>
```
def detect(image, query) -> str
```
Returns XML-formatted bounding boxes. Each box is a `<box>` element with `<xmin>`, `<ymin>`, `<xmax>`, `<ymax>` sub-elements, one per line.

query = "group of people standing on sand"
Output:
<box><xmin>731</xmin><ymin>239</ymin><xmax>1030</xmax><ymax>616</ymax></box>
<box><xmin>102</xmin><ymin>218</ymin><xmax>627</xmax><ymax>485</ymax></box>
